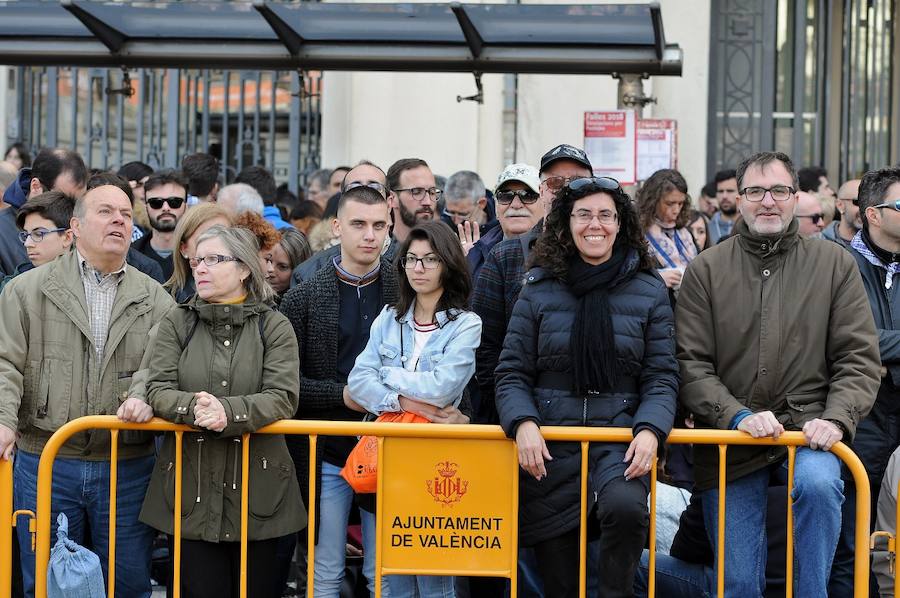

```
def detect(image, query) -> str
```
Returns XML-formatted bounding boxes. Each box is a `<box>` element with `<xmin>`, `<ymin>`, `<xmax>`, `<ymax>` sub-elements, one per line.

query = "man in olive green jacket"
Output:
<box><xmin>0</xmin><ymin>180</ymin><xmax>174</xmax><ymax>597</ymax></box>
<box><xmin>676</xmin><ymin>151</ymin><xmax>881</xmax><ymax>597</ymax></box>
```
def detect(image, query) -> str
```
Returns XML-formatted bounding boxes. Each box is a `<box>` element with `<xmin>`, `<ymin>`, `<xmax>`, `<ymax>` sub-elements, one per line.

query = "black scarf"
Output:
<box><xmin>863</xmin><ymin>226</ymin><xmax>900</xmax><ymax>265</ymax></box>
<box><xmin>565</xmin><ymin>246</ymin><xmax>627</xmax><ymax>395</ymax></box>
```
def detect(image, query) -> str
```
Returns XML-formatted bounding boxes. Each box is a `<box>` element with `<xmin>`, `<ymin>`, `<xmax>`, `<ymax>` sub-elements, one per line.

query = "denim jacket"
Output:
<box><xmin>348</xmin><ymin>303</ymin><xmax>482</xmax><ymax>414</ymax></box>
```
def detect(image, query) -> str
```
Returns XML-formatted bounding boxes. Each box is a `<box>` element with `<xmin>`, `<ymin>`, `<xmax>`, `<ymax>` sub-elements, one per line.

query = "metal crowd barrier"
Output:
<box><xmin>0</xmin><ymin>416</ymin><xmax>873</xmax><ymax>598</ymax></box>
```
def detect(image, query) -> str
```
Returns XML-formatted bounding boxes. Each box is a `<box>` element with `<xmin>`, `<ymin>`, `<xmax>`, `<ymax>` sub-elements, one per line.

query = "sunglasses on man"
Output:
<box><xmin>146</xmin><ymin>196</ymin><xmax>186</xmax><ymax>210</ymax></box>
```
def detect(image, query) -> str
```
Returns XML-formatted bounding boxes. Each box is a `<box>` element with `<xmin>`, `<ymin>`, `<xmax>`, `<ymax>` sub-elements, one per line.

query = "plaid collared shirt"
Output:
<box><xmin>77</xmin><ymin>250</ymin><xmax>127</xmax><ymax>361</ymax></box>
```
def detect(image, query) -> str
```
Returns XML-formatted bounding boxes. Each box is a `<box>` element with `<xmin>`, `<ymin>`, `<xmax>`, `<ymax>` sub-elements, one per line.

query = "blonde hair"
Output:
<box><xmin>167</xmin><ymin>203</ymin><xmax>234</xmax><ymax>298</ymax></box>
<box><xmin>307</xmin><ymin>218</ymin><xmax>339</xmax><ymax>252</ymax></box>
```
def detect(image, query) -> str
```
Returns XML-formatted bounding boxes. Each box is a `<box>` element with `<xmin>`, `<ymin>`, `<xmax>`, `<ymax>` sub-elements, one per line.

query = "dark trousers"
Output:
<box><xmin>532</xmin><ymin>476</ymin><xmax>648</xmax><ymax>598</ymax></box>
<box><xmin>167</xmin><ymin>536</ymin><xmax>281</xmax><ymax>598</ymax></box>
<box><xmin>829</xmin><ymin>402</ymin><xmax>900</xmax><ymax>598</ymax></box>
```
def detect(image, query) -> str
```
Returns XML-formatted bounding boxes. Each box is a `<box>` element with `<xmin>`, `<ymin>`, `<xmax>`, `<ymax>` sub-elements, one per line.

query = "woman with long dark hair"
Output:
<box><xmin>495</xmin><ymin>177</ymin><xmax>678</xmax><ymax>597</ymax></box>
<box><xmin>348</xmin><ymin>220</ymin><xmax>481</xmax><ymax>598</ymax></box>
<box><xmin>635</xmin><ymin>169</ymin><xmax>698</xmax><ymax>292</ymax></box>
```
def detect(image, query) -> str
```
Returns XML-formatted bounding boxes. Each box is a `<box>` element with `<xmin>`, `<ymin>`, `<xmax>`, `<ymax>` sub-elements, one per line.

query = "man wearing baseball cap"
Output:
<box><xmin>466</xmin><ymin>163</ymin><xmax>543</xmax><ymax>280</ymax></box>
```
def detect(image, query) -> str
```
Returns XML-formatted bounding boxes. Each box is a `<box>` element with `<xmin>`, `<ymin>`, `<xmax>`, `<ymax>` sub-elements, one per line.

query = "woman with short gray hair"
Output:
<box><xmin>141</xmin><ymin>223</ymin><xmax>305</xmax><ymax>597</ymax></box>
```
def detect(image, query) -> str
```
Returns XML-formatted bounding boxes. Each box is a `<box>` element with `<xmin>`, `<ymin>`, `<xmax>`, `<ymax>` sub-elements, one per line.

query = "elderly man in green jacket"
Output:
<box><xmin>0</xmin><ymin>176</ymin><xmax>174</xmax><ymax>597</ymax></box>
<box><xmin>676</xmin><ymin>151</ymin><xmax>881</xmax><ymax>598</ymax></box>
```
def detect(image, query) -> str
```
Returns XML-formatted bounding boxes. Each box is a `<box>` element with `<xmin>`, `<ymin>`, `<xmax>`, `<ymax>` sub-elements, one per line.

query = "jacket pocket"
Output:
<box><xmin>249</xmin><ymin>453</ymin><xmax>292</xmax><ymax>520</ymax></box>
<box><xmin>31</xmin><ymin>358</ymin><xmax>73</xmax><ymax>432</ymax></box>
<box><xmin>378</xmin><ymin>343</ymin><xmax>400</xmax><ymax>365</ymax></box>
<box><xmin>786</xmin><ymin>390</ymin><xmax>826</xmax><ymax>413</ymax></box>
<box><xmin>162</xmin><ymin>442</ymin><xmax>200</xmax><ymax>518</ymax></box>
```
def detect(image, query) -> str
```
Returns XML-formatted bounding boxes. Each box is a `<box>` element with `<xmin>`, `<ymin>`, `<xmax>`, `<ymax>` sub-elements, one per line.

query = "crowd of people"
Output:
<box><xmin>0</xmin><ymin>138</ymin><xmax>899</xmax><ymax>598</ymax></box>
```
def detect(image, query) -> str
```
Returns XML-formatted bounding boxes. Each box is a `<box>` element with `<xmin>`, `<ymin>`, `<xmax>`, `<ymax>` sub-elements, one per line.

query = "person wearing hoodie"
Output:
<box><xmin>0</xmin><ymin>148</ymin><xmax>87</xmax><ymax>275</ymax></box>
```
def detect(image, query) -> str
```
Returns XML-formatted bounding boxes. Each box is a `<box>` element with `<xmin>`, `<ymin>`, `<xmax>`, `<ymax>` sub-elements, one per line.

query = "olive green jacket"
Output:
<box><xmin>0</xmin><ymin>250</ymin><xmax>174</xmax><ymax>459</ymax></box>
<box><xmin>676</xmin><ymin>218</ymin><xmax>881</xmax><ymax>490</ymax></box>
<box><xmin>140</xmin><ymin>299</ymin><xmax>306</xmax><ymax>542</ymax></box>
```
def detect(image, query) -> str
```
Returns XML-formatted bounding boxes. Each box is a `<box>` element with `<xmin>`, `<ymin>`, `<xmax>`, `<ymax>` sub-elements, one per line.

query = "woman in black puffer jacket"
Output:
<box><xmin>495</xmin><ymin>177</ymin><xmax>678</xmax><ymax>598</ymax></box>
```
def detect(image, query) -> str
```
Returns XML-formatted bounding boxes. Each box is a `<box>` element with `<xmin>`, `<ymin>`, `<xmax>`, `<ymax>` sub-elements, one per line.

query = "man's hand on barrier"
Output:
<box><xmin>803</xmin><ymin>418</ymin><xmax>843</xmax><ymax>451</ymax></box>
<box><xmin>737</xmin><ymin>410</ymin><xmax>784</xmax><ymax>440</ymax></box>
<box><xmin>515</xmin><ymin>420</ymin><xmax>552</xmax><ymax>481</ymax></box>
<box><xmin>194</xmin><ymin>392</ymin><xmax>227</xmax><ymax>433</ymax></box>
<box><xmin>0</xmin><ymin>423</ymin><xmax>15</xmax><ymax>460</ymax></box>
<box><xmin>623</xmin><ymin>429</ymin><xmax>658</xmax><ymax>481</ymax></box>
<box><xmin>117</xmin><ymin>397</ymin><xmax>154</xmax><ymax>423</ymax></box>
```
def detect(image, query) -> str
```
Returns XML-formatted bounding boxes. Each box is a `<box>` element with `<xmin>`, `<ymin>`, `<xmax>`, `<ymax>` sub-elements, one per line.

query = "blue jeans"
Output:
<box><xmin>633</xmin><ymin>550</ymin><xmax>714</xmax><ymax>598</ymax></box>
<box><xmin>701</xmin><ymin>448</ymin><xmax>843</xmax><ymax>598</ymax></box>
<box><xmin>13</xmin><ymin>450</ymin><xmax>155</xmax><ymax>598</ymax></box>
<box><xmin>387</xmin><ymin>574</ymin><xmax>455</xmax><ymax>598</ymax></box>
<box><xmin>314</xmin><ymin>462</ymin><xmax>387</xmax><ymax>597</ymax></box>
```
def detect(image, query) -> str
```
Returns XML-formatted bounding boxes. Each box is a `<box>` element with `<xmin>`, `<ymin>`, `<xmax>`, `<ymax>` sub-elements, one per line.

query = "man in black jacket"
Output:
<box><xmin>830</xmin><ymin>166</ymin><xmax>900</xmax><ymax>596</ymax></box>
<box><xmin>280</xmin><ymin>185</ymin><xmax>398</xmax><ymax>597</ymax></box>
<box><xmin>131</xmin><ymin>170</ymin><xmax>189</xmax><ymax>281</ymax></box>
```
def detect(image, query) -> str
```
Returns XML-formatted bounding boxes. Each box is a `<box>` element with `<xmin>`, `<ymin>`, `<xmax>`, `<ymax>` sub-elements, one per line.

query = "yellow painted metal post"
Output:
<box><xmin>509</xmin><ymin>441</ymin><xmax>519</xmax><ymax>598</ymax></box>
<box><xmin>307</xmin><ymin>435</ymin><xmax>317</xmax><ymax>598</ymax></box>
<box><xmin>0</xmin><ymin>458</ymin><xmax>12</xmax><ymax>597</ymax></box>
<box><xmin>648</xmin><ymin>455</ymin><xmax>657</xmax><ymax>598</ymax></box>
<box><xmin>35</xmin><ymin>442</ymin><xmax>57</xmax><ymax>598</ymax></box>
<box><xmin>107</xmin><ymin>430</ymin><xmax>119</xmax><ymax>598</ymax></box>
<box><xmin>579</xmin><ymin>441</ymin><xmax>588</xmax><ymax>598</ymax></box>
<box><xmin>831</xmin><ymin>442</ymin><xmax>871</xmax><ymax>598</ymax></box>
<box><xmin>173</xmin><ymin>431</ymin><xmax>183</xmax><ymax>598</ymax></box>
<box><xmin>896</xmin><ymin>478</ymin><xmax>900</xmax><ymax>598</ymax></box>
<box><xmin>785</xmin><ymin>446</ymin><xmax>795</xmax><ymax>598</ymax></box>
<box><xmin>717</xmin><ymin>444</ymin><xmax>727</xmax><ymax>598</ymax></box>
<box><xmin>375</xmin><ymin>437</ymin><xmax>385</xmax><ymax>598</ymax></box>
<box><xmin>239</xmin><ymin>435</ymin><xmax>250</xmax><ymax>598</ymax></box>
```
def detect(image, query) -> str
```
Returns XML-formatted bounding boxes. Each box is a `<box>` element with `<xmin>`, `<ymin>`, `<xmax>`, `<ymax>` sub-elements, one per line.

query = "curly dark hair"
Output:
<box><xmin>530</xmin><ymin>180</ymin><xmax>654</xmax><ymax>278</ymax></box>
<box><xmin>393</xmin><ymin>221</ymin><xmax>472</xmax><ymax>322</ymax></box>
<box><xmin>635</xmin><ymin>169</ymin><xmax>691</xmax><ymax>231</ymax></box>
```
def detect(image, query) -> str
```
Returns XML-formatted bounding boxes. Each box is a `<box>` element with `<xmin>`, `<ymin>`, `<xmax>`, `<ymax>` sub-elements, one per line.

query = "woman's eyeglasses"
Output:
<box><xmin>188</xmin><ymin>254</ymin><xmax>242</xmax><ymax>269</ymax></box>
<box><xmin>402</xmin><ymin>255</ymin><xmax>442</xmax><ymax>270</ymax></box>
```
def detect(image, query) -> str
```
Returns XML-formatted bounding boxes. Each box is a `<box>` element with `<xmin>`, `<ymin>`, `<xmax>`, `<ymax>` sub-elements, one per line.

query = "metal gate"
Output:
<box><xmin>9</xmin><ymin>66</ymin><xmax>322</xmax><ymax>192</ymax></box>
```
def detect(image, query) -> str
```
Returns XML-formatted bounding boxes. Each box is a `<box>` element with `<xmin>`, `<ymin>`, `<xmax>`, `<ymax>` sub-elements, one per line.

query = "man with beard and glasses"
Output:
<box><xmin>387</xmin><ymin>158</ymin><xmax>440</xmax><ymax>241</ymax></box>
<box><xmin>823</xmin><ymin>179</ymin><xmax>862</xmax><ymax>249</ymax></box>
<box><xmin>132</xmin><ymin>169</ymin><xmax>189</xmax><ymax>281</ymax></box>
<box><xmin>708</xmin><ymin>169</ymin><xmax>740</xmax><ymax>244</ymax></box>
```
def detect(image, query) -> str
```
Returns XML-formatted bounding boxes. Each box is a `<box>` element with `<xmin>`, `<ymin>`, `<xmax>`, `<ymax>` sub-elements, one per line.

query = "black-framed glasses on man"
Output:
<box><xmin>146</xmin><ymin>196</ymin><xmax>186</xmax><ymax>210</ymax></box>
<box><xmin>739</xmin><ymin>185</ymin><xmax>795</xmax><ymax>202</ymax></box>
<box><xmin>402</xmin><ymin>255</ymin><xmax>442</xmax><ymax>270</ymax></box>
<box><xmin>18</xmin><ymin>228</ymin><xmax>67</xmax><ymax>244</ymax></box>
<box><xmin>188</xmin><ymin>254</ymin><xmax>243</xmax><ymax>269</ymax></box>
<box><xmin>797</xmin><ymin>213</ymin><xmax>824</xmax><ymax>225</ymax></box>
<box><xmin>393</xmin><ymin>187</ymin><xmax>443</xmax><ymax>202</ymax></box>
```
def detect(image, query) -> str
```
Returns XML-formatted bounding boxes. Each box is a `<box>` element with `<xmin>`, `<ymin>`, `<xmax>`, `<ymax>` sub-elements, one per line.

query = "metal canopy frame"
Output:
<box><xmin>0</xmin><ymin>1</ymin><xmax>682</xmax><ymax>76</ymax></box>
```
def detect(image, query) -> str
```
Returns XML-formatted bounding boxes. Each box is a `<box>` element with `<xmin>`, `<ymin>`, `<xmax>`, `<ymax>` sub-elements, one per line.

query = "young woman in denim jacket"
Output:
<box><xmin>347</xmin><ymin>221</ymin><xmax>482</xmax><ymax>598</ymax></box>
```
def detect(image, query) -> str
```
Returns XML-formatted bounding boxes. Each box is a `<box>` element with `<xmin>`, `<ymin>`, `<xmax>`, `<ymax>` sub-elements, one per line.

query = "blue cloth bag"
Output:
<box><xmin>46</xmin><ymin>512</ymin><xmax>106</xmax><ymax>598</ymax></box>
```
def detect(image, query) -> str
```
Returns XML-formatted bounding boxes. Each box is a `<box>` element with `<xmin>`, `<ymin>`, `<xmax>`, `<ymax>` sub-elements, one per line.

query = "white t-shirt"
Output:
<box><xmin>405</xmin><ymin>319</ymin><xmax>439</xmax><ymax>372</ymax></box>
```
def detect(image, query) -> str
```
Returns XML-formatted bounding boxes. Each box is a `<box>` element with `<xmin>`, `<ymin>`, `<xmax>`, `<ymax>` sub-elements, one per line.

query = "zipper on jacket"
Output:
<box><xmin>582</xmin><ymin>398</ymin><xmax>588</xmax><ymax>426</ymax></box>
<box><xmin>196</xmin><ymin>437</ymin><xmax>204</xmax><ymax>503</ymax></box>
<box><xmin>232</xmin><ymin>438</ymin><xmax>241</xmax><ymax>490</ymax></box>
<box><xmin>262</xmin><ymin>457</ymin><xmax>268</xmax><ymax>470</ymax></box>
<box><xmin>37</xmin><ymin>361</ymin><xmax>52</xmax><ymax>417</ymax></box>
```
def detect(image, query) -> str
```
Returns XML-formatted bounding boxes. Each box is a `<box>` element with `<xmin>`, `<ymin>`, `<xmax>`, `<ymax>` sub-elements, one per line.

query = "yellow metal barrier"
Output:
<box><xmin>1</xmin><ymin>458</ymin><xmax>11</xmax><ymax>598</ymax></box>
<box><xmin>24</xmin><ymin>417</ymin><xmax>872</xmax><ymax>598</ymax></box>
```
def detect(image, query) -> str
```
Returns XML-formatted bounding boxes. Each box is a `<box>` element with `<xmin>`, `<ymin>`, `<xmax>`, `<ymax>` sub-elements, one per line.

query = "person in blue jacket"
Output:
<box><xmin>348</xmin><ymin>220</ymin><xmax>482</xmax><ymax>598</ymax></box>
<box><xmin>495</xmin><ymin>177</ymin><xmax>678</xmax><ymax>598</ymax></box>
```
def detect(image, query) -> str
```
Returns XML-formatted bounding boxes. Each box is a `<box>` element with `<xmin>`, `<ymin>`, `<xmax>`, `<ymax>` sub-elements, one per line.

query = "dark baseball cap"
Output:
<box><xmin>539</xmin><ymin>144</ymin><xmax>592</xmax><ymax>174</ymax></box>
